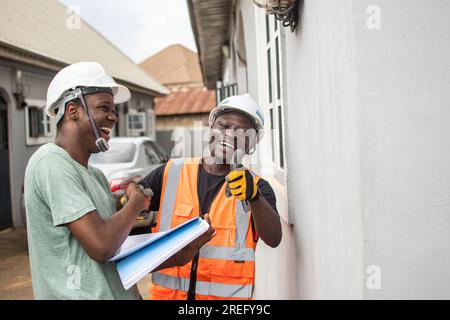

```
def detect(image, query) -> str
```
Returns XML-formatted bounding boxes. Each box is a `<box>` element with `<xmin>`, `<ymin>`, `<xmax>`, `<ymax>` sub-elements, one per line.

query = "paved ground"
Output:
<box><xmin>0</xmin><ymin>228</ymin><xmax>152</xmax><ymax>300</ymax></box>
<box><xmin>0</xmin><ymin>228</ymin><xmax>33</xmax><ymax>299</ymax></box>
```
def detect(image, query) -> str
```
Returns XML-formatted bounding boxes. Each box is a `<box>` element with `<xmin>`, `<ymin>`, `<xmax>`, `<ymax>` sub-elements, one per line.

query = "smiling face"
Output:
<box><xmin>63</xmin><ymin>92</ymin><xmax>117</xmax><ymax>153</ymax></box>
<box><xmin>85</xmin><ymin>92</ymin><xmax>116</xmax><ymax>137</ymax></box>
<box><xmin>83</xmin><ymin>92</ymin><xmax>117</xmax><ymax>152</ymax></box>
<box><xmin>208</xmin><ymin>111</ymin><xmax>258</xmax><ymax>164</ymax></box>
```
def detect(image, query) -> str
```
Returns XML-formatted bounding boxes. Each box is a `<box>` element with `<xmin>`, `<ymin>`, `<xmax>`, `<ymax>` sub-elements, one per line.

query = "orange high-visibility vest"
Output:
<box><xmin>150</xmin><ymin>158</ymin><xmax>259</xmax><ymax>300</ymax></box>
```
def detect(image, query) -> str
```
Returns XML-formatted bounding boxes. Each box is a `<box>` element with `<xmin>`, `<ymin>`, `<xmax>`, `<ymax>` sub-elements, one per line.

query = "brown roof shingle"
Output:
<box><xmin>155</xmin><ymin>87</ymin><xmax>216</xmax><ymax>116</ymax></box>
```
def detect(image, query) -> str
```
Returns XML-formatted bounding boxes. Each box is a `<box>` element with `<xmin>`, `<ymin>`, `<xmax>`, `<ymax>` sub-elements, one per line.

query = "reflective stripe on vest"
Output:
<box><xmin>152</xmin><ymin>273</ymin><xmax>253</xmax><ymax>299</ymax></box>
<box><xmin>199</xmin><ymin>245</ymin><xmax>255</xmax><ymax>261</ymax></box>
<box><xmin>153</xmin><ymin>158</ymin><xmax>256</xmax><ymax>299</ymax></box>
<box><xmin>157</xmin><ymin>158</ymin><xmax>255</xmax><ymax>261</ymax></box>
<box><xmin>199</xmin><ymin>198</ymin><xmax>255</xmax><ymax>261</ymax></box>
<box><xmin>159</xmin><ymin>158</ymin><xmax>184</xmax><ymax>231</ymax></box>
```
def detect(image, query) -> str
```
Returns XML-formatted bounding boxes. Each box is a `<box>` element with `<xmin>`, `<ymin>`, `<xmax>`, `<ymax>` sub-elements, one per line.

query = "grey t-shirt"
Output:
<box><xmin>24</xmin><ymin>143</ymin><xmax>139</xmax><ymax>300</ymax></box>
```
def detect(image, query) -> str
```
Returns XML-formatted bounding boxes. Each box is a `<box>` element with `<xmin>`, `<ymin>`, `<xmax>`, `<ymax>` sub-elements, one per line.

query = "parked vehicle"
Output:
<box><xmin>89</xmin><ymin>137</ymin><xmax>168</xmax><ymax>191</ymax></box>
<box><xmin>90</xmin><ymin>137</ymin><xmax>168</xmax><ymax>229</ymax></box>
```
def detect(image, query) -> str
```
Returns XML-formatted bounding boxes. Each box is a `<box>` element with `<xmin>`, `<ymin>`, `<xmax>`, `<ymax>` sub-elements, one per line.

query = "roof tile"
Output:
<box><xmin>155</xmin><ymin>87</ymin><xmax>216</xmax><ymax>116</ymax></box>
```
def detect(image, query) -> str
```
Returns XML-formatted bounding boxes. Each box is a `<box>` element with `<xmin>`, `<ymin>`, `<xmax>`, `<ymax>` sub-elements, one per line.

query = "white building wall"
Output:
<box><xmin>352</xmin><ymin>0</ymin><xmax>450</xmax><ymax>299</ymax></box>
<box><xmin>253</xmin><ymin>0</ymin><xmax>365</xmax><ymax>299</ymax></box>
<box><xmin>237</xmin><ymin>0</ymin><xmax>450</xmax><ymax>299</ymax></box>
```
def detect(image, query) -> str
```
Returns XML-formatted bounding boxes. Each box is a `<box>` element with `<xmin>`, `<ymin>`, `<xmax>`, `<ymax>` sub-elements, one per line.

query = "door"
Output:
<box><xmin>0</xmin><ymin>96</ymin><xmax>12</xmax><ymax>230</ymax></box>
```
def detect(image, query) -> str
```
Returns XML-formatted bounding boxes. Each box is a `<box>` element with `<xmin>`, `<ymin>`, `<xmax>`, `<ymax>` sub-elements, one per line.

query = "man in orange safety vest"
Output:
<box><xmin>141</xmin><ymin>94</ymin><xmax>282</xmax><ymax>300</ymax></box>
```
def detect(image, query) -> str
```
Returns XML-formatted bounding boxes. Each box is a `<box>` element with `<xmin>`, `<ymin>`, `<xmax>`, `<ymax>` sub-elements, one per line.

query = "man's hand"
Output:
<box><xmin>154</xmin><ymin>214</ymin><xmax>215</xmax><ymax>270</ymax></box>
<box><xmin>126</xmin><ymin>182</ymin><xmax>151</xmax><ymax>213</ymax></box>
<box><xmin>66</xmin><ymin>183</ymin><xmax>152</xmax><ymax>264</ymax></box>
<box><xmin>225</xmin><ymin>168</ymin><xmax>259</xmax><ymax>202</ymax></box>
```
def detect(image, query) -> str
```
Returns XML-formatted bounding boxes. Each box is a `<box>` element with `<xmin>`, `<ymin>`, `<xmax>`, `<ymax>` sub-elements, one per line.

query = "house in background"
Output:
<box><xmin>188</xmin><ymin>0</ymin><xmax>450</xmax><ymax>299</ymax></box>
<box><xmin>139</xmin><ymin>44</ymin><xmax>215</xmax><ymax>155</ymax></box>
<box><xmin>0</xmin><ymin>0</ymin><xmax>167</xmax><ymax>230</ymax></box>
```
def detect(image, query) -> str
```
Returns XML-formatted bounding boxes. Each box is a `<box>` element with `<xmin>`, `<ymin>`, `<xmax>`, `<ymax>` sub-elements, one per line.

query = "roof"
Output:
<box><xmin>139</xmin><ymin>44</ymin><xmax>203</xmax><ymax>86</ymax></box>
<box><xmin>0</xmin><ymin>0</ymin><xmax>168</xmax><ymax>95</ymax></box>
<box><xmin>155</xmin><ymin>86</ymin><xmax>216</xmax><ymax>116</ymax></box>
<box><xmin>187</xmin><ymin>0</ymin><xmax>234</xmax><ymax>89</ymax></box>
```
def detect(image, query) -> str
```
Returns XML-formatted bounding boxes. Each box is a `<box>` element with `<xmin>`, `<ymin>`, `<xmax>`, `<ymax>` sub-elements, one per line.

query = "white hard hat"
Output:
<box><xmin>46</xmin><ymin>61</ymin><xmax>131</xmax><ymax>122</ymax></box>
<box><xmin>209</xmin><ymin>94</ymin><xmax>265</xmax><ymax>139</ymax></box>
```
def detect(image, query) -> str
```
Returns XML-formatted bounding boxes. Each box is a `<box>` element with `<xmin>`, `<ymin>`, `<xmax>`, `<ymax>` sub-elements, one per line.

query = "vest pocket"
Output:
<box><xmin>208</xmin><ymin>225</ymin><xmax>236</xmax><ymax>247</ymax></box>
<box><xmin>173</xmin><ymin>203</ymin><xmax>194</xmax><ymax>218</ymax></box>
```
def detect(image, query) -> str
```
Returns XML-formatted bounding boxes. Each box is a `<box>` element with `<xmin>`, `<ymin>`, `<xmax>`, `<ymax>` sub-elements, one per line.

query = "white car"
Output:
<box><xmin>89</xmin><ymin>137</ymin><xmax>168</xmax><ymax>192</ymax></box>
<box><xmin>89</xmin><ymin>137</ymin><xmax>168</xmax><ymax>231</ymax></box>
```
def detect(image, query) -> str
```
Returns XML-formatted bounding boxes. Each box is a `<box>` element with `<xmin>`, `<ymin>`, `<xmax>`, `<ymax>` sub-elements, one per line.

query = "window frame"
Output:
<box><xmin>147</xmin><ymin>108</ymin><xmax>155</xmax><ymax>140</ymax></box>
<box><xmin>126</xmin><ymin>111</ymin><xmax>146</xmax><ymax>136</ymax></box>
<box><xmin>255</xmin><ymin>11</ymin><xmax>293</xmax><ymax>224</ymax></box>
<box><xmin>142</xmin><ymin>141</ymin><xmax>163</xmax><ymax>165</ymax></box>
<box><xmin>264</xmin><ymin>15</ymin><xmax>288</xmax><ymax>183</ymax></box>
<box><xmin>25</xmin><ymin>98</ymin><xmax>56</xmax><ymax>146</ymax></box>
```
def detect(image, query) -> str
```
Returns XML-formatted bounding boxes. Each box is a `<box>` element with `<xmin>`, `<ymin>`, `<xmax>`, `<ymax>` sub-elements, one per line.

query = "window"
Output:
<box><xmin>126</xmin><ymin>112</ymin><xmax>146</xmax><ymax>136</ymax></box>
<box><xmin>215</xmin><ymin>83</ymin><xmax>238</xmax><ymax>105</ymax></box>
<box><xmin>267</xmin><ymin>49</ymin><xmax>272</xmax><ymax>103</ymax></box>
<box><xmin>275</xmin><ymin>38</ymin><xmax>281</xmax><ymax>100</ymax></box>
<box><xmin>25</xmin><ymin>99</ymin><xmax>56</xmax><ymax>146</ymax></box>
<box><xmin>270</xmin><ymin>108</ymin><xmax>275</xmax><ymax>162</ymax></box>
<box><xmin>143</xmin><ymin>141</ymin><xmax>162</xmax><ymax>165</ymax></box>
<box><xmin>147</xmin><ymin>109</ymin><xmax>155</xmax><ymax>140</ymax></box>
<box><xmin>0</xmin><ymin>97</ymin><xmax>7</xmax><ymax>150</ymax></box>
<box><xmin>260</xmin><ymin>13</ymin><xmax>292</xmax><ymax>225</ymax></box>
<box><xmin>278</xmin><ymin>105</ymin><xmax>284</xmax><ymax>168</ymax></box>
<box><xmin>149</xmin><ymin>140</ymin><xmax>169</xmax><ymax>162</ymax></box>
<box><xmin>265</xmin><ymin>15</ymin><xmax>286</xmax><ymax>172</ymax></box>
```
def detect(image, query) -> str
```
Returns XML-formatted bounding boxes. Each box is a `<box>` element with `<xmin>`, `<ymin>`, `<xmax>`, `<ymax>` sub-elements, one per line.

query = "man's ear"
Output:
<box><xmin>66</xmin><ymin>102</ymin><xmax>80</xmax><ymax>121</ymax></box>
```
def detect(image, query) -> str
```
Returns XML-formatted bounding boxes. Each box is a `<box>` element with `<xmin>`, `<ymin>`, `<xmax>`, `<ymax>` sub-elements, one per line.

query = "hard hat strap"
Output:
<box><xmin>73</xmin><ymin>88</ymin><xmax>109</xmax><ymax>152</ymax></box>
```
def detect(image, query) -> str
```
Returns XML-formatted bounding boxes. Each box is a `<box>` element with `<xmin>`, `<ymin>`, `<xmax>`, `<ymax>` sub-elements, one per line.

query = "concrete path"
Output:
<box><xmin>0</xmin><ymin>228</ymin><xmax>152</xmax><ymax>300</ymax></box>
<box><xmin>0</xmin><ymin>228</ymin><xmax>33</xmax><ymax>299</ymax></box>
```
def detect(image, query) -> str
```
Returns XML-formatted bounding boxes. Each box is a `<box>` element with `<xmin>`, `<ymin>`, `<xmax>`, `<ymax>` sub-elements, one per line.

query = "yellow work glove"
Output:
<box><xmin>225</xmin><ymin>169</ymin><xmax>259</xmax><ymax>202</ymax></box>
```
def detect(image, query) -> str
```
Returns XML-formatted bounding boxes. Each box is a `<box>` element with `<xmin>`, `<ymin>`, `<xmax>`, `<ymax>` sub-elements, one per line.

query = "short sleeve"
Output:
<box><xmin>251</xmin><ymin>178</ymin><xmax>279</xmax><ymax>242</ymax></box>
<box><xmin>34</xmin><ymin>154</ymin><xmax>97</xmax><ymax>227</ymax></box>
<box><xmin>257</xmin><ymin>179</ymin><xmax>278</xmax><ymax>214</ymax></box>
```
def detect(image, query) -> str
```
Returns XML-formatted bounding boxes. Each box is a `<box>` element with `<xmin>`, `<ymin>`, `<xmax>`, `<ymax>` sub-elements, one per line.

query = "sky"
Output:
<box><xmin>59</xmin><ymin>0</ymin><xmax>197</xmax><ymax>64</ymax></box>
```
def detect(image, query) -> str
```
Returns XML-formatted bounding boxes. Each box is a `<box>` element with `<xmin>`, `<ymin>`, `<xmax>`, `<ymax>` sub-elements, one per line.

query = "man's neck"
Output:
<box><xmin>55</xmin><ymin>134</ymin><xmax>91</xmax><ymax>168</ymax></box>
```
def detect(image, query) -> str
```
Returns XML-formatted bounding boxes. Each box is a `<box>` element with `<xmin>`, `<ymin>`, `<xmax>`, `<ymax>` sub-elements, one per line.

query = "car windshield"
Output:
<box><xmin>149</xmin><ymin>141</ymin><xmax>169</xmax><ymax>161</ymax></box>
<box><xmin>89</xmin><ymin>141</ymin><xmax>136</xmax><ymax>164</ymax></box>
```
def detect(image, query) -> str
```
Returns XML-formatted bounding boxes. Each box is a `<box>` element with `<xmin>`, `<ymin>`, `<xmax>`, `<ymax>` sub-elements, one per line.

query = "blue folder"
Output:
<box><xmin>113</xmin><ymin>217</ymin><xmax>209</xmax><ymax>289</ymax></box>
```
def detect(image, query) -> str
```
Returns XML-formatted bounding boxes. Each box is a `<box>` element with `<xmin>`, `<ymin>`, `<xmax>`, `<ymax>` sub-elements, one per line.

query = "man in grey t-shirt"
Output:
<box><xmin>24</xmin><ymin>62</ymin><xmax>214</xmax><ymax>300</ymax></box>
